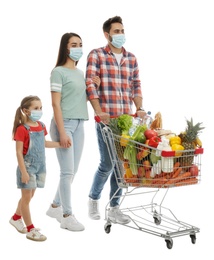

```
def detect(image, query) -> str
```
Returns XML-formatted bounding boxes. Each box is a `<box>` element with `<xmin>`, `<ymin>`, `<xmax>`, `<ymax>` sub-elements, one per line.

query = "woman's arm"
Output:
<box><xmin>51</xmin><ymin>92</ymin><xmax>72</xmax><ymax>148</ymax></box>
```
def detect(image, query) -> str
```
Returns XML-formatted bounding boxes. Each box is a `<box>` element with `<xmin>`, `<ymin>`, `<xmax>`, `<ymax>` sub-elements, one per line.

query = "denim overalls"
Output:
<box><xmin>16</xmin><ymin>122</ymin><xmax>46</xmax><ymax>189</ymax></box>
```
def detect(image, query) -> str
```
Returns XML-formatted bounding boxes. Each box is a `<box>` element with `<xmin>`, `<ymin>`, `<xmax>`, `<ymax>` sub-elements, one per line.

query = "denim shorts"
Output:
<box><xmin>16</xmin><ymin>160</ymin><xmax>46</xmax><ymax>189</ymax></box>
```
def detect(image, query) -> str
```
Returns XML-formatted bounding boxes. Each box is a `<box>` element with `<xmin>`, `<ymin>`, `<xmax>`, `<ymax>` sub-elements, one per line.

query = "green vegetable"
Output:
<box><xmin>131</xmin><ymin>124</ymin><xmax>147</xmax><ymax>143</ymax></box>
<box><xmin>124</xmin><ymin>142</ymin><xmax>138</xmax><ymax>175</ymax></box>
<box><xmin>117</xmin><ymin>114</ymin><xmax>133</xmax><ymax>135</ymax></box>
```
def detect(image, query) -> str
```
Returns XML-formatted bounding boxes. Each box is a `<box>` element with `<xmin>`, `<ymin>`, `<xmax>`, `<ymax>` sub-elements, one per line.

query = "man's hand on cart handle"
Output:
<box><xmin>136</xmin><ymin>110</ymin><xmax>147</xmax><ymax>119</ymax></box>
<box><xmin>95</xmin><ymin>112</ymin><xmax>110</xmax><ymax>124</ymax></box>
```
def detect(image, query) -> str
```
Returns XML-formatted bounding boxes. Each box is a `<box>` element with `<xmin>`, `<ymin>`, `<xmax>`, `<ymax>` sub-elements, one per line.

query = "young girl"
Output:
<box><xmin>9</xmin><ymin>95</ymin><xmax>66</xmax><ymax>241</ymax></box>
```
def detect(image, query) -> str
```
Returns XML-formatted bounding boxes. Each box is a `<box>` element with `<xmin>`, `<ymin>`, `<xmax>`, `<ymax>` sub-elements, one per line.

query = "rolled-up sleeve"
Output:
<box><xmin>132</xmin><ymin>60</ymin><xmax>142</xmax><ymax>98</ymax></box>
<box><xmin>86</xmin><ymin>50</ymin><xmax>100</xmax><ymax>100</ymax></box>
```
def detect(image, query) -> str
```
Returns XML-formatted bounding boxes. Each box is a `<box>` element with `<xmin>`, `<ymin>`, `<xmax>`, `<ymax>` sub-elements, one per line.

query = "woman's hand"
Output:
<box><xmin>92</xmin><ymin>76</ymin><xmax>101</xmax><ymax>87</ymax></box>
<box><xmin>60</xmin><ymin>133</ymin><xmax>72</xmax><ymax>148</ymax></box>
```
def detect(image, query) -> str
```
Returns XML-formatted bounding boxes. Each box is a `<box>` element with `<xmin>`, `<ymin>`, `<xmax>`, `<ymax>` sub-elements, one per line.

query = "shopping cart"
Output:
<box><xmin>95</xmin><ymin>116</ymin><xmax>203</xmax><ymax>249</ymax></box>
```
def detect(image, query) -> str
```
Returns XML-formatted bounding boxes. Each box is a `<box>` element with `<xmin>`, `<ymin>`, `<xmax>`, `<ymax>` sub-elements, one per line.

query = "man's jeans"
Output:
<box><xmin>89</xmin><ymin>123</ymin><xmax>122</xmax><ymax>207</ymax></box>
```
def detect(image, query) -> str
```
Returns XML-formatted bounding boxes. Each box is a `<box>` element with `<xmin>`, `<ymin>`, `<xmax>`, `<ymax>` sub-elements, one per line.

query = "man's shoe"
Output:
<box><xmin>9</xmin><ymin>218</ymin><xmax>27</xmax><ymax>234</ymax></box>
<box><xmin>46</xmin><ymin>204</ymin><xmax>62</xmax><ymax>223</ymax></box>
<box><xmin>88</xmin><ymin>198</ymin><xmax>100</xmax><ymax>220</ymax></box>
<box><xmin>60</xmin><ymin>215</ymin><xmax>85</xmax><ymax>231</ymax></box>
<box><xmin>108</xmin><ymin>206</ymin><xmax>131</xmax><ymax>224</ymax></box>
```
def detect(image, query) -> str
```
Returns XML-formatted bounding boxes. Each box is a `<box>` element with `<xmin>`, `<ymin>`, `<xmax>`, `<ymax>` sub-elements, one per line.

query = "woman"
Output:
<box><xmin>46</xmin><ymin>32</ymin><xmax>99</xmax><ymax>231</ymax></box>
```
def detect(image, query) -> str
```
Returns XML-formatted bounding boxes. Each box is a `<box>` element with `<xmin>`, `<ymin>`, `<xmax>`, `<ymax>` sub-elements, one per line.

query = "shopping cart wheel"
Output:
<box><xmin>104</xmin><ymin>222</ymin><xmax>111</xmax><ymax>234</ymax></box>
<box><xmin>153</xmin><ymin>211</ymin><xmax>161</xmax><ymax>225</ymax></box>
<box><xmin>153</xmin><ymin>216</ymin><xmax>161</xmax><ymax>225</ymax></box>
<box><xmin>165</xmin><ymin>238</ymin><xmax>173</xmax><ymax>249</ymax></box>
<box><xmin>190</xmin><ymin>234</ymin><xmax>196</xmax><ymax>244</ymax></box>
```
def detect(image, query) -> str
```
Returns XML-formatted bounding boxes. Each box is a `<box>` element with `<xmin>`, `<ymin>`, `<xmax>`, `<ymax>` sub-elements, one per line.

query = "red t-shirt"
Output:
<box><xmin>14</xmin><ymin>122</ymin><xmax>48</xmax><ymax>155</ymax></box>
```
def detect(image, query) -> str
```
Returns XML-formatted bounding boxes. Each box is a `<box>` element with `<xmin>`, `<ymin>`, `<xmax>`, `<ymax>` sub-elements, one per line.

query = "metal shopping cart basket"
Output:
<box><xmin>95</xmin><ymin>117</ymin><xmax>203</xmax><ymax>249</ymax></box>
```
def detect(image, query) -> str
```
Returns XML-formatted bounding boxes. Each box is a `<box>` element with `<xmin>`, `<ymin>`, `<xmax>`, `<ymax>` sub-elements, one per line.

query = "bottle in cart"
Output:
<box><xmin>129</xmin><ymin>117</ymin><xmax>142</xmax><ymax>136</ymax></box>
<box><xmin>143</xmin><ymin>111</ymin><xmax>153</xmax><ymax>128</ymax></box>
<box><xmin>156</xmin><ymin>136</ymin><xmax>174</xmax><ymax>173</ymax></box>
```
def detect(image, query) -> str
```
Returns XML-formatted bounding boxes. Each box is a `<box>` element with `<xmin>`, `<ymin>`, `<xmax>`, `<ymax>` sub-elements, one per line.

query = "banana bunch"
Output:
<box><xmin>194</xmin><ymin>137</ymin><xmax>202</xmax><ymax>148</ymax></box>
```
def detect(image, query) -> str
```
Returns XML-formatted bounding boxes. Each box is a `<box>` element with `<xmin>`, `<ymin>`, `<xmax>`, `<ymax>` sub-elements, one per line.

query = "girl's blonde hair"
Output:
<box><xmin>12</xmin><ymin>95</ymin><xmax>41</xmax><ymax>139</ymax></box>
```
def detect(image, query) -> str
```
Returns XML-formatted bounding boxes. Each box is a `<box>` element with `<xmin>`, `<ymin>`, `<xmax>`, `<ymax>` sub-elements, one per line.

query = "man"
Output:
<box><xmin>86</xmin><ymin>16</ymin><xmax>146</xmax><ymax>224</ymax></box>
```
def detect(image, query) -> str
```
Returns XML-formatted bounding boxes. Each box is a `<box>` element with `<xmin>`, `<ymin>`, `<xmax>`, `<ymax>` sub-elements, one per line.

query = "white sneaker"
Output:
<box><xmin>9</xmin><ymin>218</ymin><xmax>27</xmax><ymax>234</ymax></box>
<box><xmin>108</xmin><ymin>206</ymin><xmax>131</xmax><ymax>224</ymax></box>
<box><xmin>26</xmin><ymin>228</ymin><xmax>47</xmax><ymax>242</ymax></box>
<box><xmin>60</xmin><ymin>215</ymin><xmax>85</xmax><ymax>231</ymax></box>
<box><xmin>88</xmin><ymin>198</ymin><xmax>100</xmax><ymax>220</ymax></box>
<box><xmin>46</xmin><ymin>204</ymin><xmax>62</xmax><ymax>223</ymax></box>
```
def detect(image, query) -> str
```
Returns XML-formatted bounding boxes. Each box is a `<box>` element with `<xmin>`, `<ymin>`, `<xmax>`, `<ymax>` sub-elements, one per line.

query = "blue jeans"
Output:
<box><xmin>89</xmin><ymin>123</ymin><xmax>122</xmax><ymax>207</ymax></box>
<box><xmin>50</xmin><ymin>118</ymin><xmax>85</xmax><ymax>215</ymax></box>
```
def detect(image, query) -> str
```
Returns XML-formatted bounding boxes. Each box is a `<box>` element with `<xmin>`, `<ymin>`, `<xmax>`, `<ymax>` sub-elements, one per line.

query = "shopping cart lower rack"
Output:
<box><xmin>98</xmin><ymin>119</ymin><xmax>203</xmax><ymax>249</ymax></box>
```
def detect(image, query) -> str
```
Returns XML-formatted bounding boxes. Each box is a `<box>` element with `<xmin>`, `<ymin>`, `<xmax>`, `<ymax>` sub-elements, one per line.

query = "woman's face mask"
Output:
<box><xmin>68</xmin><ymin>47</ymin><xmax>83</xmax><ymax>61</ymax></box>
<box><xmin>110</xmin><ymin>34</ymin><xmax>126</xmax><ymax>48</ymax></box>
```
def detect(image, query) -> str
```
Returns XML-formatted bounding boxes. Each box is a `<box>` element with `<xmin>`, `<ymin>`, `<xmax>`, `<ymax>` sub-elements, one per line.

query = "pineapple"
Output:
<box><xmin>178</xmin><ymin>118</ymin><xmax>204</xmax><ymax>167</ymax></box>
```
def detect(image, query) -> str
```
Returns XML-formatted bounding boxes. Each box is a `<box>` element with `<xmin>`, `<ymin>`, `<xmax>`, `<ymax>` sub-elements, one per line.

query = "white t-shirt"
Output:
<box><xmin>113</xmin><ymin>53</ymin><xmax>123</xmax><ymax>65</ymax></box>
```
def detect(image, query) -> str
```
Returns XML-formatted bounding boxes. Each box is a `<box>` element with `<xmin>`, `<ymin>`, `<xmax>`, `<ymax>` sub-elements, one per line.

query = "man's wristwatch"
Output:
<box><xmin>136</xmin><ymin>107</ymin><xmax>145</xmax><ymax>111</ymax></box>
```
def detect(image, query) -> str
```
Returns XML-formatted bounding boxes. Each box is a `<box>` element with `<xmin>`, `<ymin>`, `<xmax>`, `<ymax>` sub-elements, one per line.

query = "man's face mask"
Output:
<box><xmin>110</xmin><ymin>34</ymin><xmax>126</xmax><ymax>48</ymax></box>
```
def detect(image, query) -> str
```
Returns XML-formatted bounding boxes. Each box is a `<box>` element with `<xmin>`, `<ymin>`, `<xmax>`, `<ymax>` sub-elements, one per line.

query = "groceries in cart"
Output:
<box><xmin>107</xmin><ymin>113</ymin><xmax>204</xmax><ymax>188</ymax></box>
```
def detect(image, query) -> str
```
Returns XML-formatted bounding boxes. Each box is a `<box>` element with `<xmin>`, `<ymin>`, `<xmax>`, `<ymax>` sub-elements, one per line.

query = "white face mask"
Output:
<box><xmin>68</xmin><ymin>47</ymin><xmax>83</xmax><ymax>61</ymax></box>
<box><xmin>110</xmin><ymin>34</ymin><xmax>126</xmax><ymax>48</ymax></box>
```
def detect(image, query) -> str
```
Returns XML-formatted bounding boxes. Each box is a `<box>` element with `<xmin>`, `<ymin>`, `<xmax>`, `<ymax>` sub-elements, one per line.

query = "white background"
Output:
<box><xmin>0</xmin><ymin>0</ymin><xmax>213</xmax><ymax>259</ymax></box>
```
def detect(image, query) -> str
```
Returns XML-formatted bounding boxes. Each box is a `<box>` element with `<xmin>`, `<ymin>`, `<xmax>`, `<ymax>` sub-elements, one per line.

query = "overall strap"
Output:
<box><xmin>23</xmin><ymin>124</ymin><xmax>30</xmax><ymax>130</ymax></box>
<box><xmin>37</xmin><ymin>121</ymin><xmax>45</xmax><ymax>129</ymax></box>
<box><xmin>23</xmin><ymin>121</ymin><xmax>45</xmax><ymax>130</ymax></box>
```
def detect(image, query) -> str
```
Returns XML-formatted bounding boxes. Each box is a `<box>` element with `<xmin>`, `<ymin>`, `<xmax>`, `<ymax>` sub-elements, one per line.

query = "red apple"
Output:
<box><xmin>190</xmin><ymin>164</ymin><xmax>199</xmax><ymax>176</ymax></box>
<box><xmin>144</xmin><ymin>129</ymin><xmax>158</xmax><ymax>140</ymax></box>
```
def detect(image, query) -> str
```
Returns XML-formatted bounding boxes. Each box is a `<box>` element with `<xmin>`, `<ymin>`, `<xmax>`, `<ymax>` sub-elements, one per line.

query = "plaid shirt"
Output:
<box><xmin>86</xmin><ymin>45</ymin><xmax>142</xmax><ymax>116</ymax></box>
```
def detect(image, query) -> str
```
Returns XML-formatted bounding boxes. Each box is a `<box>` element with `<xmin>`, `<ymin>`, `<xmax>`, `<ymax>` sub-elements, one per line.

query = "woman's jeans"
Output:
<box><xmin>50</xmin><ymin>118</ymin><xmax>84</xmax><ymax>215</ymax></box>
<box><xmin>89</xmin><ymin>123</ymin><xmax>122</xmax><ymax>207</ymax></box>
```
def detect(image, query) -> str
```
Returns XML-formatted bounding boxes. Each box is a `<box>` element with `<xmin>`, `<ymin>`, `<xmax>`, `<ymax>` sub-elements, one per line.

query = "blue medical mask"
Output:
<box><xmin>111</xmin><ymin>34</ymin><xmax>126</xmax><ymax>48</ymax></box>
<box><xmin>68</xmin><ymin>47</ymin><xmax>83</xmax><ymax>61</ymax></box>
<box><xmin>29</xmin><ymin>110</ymin><xmax>43</xmax><ymax>122</ymax></box>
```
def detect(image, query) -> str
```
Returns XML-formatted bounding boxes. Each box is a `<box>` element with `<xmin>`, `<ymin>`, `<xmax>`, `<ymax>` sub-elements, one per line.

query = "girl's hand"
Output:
<box><xmin>59</xmin><ymin>141</ymin><xmax>71</xmax><ymax>148</ymax></box>
<box><xmin>21</xmin><ymin>173</ymin><xmax>30</xmax><ymax>184</ymax></box>
<box><xmin>60</xmin><ymin>133</ymin><xmax>72</xmax><ymax>148</ymax></box>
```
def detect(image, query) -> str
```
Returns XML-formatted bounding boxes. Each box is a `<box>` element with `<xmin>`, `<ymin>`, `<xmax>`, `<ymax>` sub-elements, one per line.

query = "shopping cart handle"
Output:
<box><xmin>94</xmin><ymin>114</ymin><xmax>138</xmax><ymax>123</ymax></box>
<box><xmin>94</xmin><ymin>116</ymin><xmax>101</xmax><ymax>123</ymax></box>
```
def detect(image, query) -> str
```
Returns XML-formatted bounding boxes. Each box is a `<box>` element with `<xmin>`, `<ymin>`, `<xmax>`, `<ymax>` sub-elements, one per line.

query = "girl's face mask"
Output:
<box><xmin>29</xmin><ymin>110</ymin><xmax>43</xmax><ymax>122</ymax></box>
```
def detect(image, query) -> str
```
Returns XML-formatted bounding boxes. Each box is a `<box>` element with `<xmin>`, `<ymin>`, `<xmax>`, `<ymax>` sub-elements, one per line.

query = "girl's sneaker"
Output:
<box><xmin>9</xmin><ymin>218</ymin><xmax>27</xmax><ymax>234</ymax></box>
<box><xmin>26</xmin><ymin>228</ymin><xmax>47</xmax><ymax>242</ymax></box>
